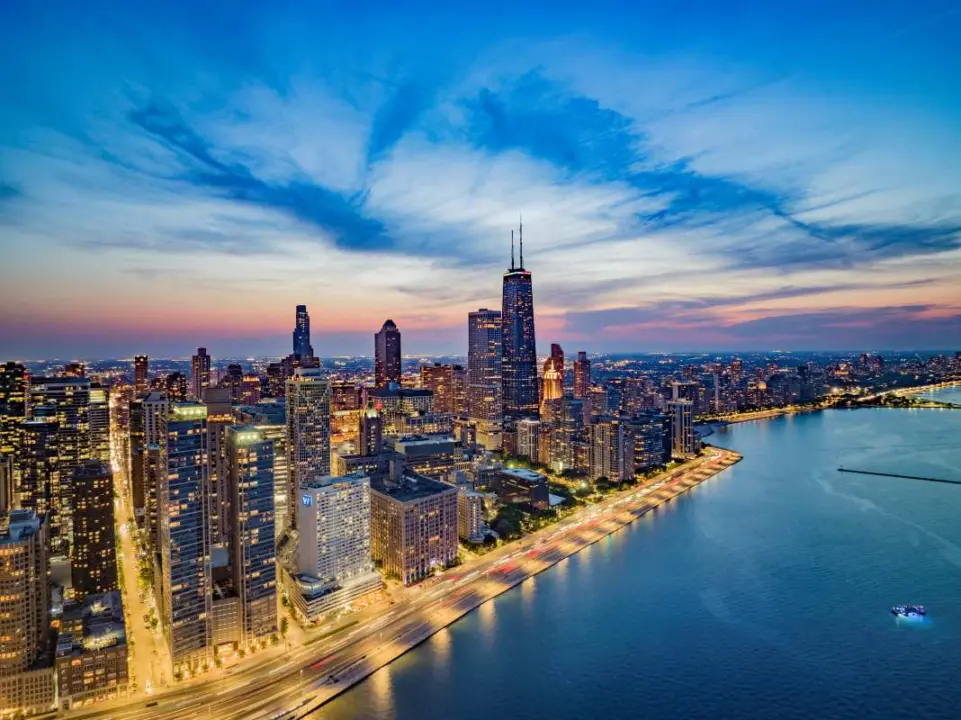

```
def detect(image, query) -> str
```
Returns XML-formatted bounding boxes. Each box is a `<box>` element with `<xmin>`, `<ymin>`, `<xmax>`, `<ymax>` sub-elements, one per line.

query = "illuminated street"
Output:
<box><xmin>66</xmin><ymin>447</ymin><xmax>739</xmax><ymax>720</ymax></box>
<box><xmin>109</xmin><ymin>401</ymin><xmax>171</xmax><ymax>699</ymax></box>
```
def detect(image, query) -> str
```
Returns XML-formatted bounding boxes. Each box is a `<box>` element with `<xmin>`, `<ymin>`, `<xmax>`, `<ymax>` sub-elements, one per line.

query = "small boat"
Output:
<box><xmin>891</xmin><ymin>604</ymin><xmax>926</xmax><ymax>618</ymax></box>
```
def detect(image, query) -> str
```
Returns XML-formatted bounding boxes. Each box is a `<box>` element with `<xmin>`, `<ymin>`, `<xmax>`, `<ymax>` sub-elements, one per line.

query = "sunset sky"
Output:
<box><xmin>2</xmin><ymin>0</ymin><xmax>960</xmax><ymax>359</ymax></box>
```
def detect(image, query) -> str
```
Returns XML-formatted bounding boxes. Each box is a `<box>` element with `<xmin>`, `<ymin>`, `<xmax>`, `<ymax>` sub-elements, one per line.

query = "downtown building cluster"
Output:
<box><xmin>4</xmin><ymin>225</ymin><xmax>960</xmax><ymax>717</ymax></box>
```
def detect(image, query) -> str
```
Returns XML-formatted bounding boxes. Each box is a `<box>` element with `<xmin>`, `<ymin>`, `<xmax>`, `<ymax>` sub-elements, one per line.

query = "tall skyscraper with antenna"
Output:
<box><xmin>501</xmin><ymin>219</ymin><xmax>538</xmax><ymax>452</ymax></box>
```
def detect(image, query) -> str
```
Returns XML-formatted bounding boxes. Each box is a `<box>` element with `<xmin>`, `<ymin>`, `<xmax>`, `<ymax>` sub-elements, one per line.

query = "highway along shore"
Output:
<box><xmin>67</xmin><ymin>447</ymin><xmax>741</xmax><ymax>720</ymax></box>
<box><xmin>263</xmin><ymin>447</ymin><xmax>742</xmax><ymax>720</ymax></box>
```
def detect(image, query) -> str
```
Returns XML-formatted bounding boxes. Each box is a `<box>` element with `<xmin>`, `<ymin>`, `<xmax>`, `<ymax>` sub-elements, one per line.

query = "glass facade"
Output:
<box><xmin>159</xmin><ymin>403</ymin><xmax>213</xmax><ymax>670</ymax></box>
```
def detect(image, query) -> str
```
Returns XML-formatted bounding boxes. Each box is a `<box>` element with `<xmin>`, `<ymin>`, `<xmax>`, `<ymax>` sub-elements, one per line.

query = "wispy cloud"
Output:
<box><xmin>2</xmin><ymin>1</ymin><xmax>960</xmax><ymax>355</ymax></box>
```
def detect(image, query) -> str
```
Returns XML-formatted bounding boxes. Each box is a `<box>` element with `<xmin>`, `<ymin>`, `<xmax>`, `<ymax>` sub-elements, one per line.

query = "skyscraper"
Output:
<box><xmin>540</xmin><ymin>344</ymin><xmax>564</xmax><ymax>418</ymax></box>
<box><xmin>467</xmin><ymin>309</ymin><xmax>502</xmax><ymax>424</ymax></box>
<box><xmin>285</xmin><ymin>368</ymin><xmax>331</xmax><ymax>530</ymax></box>
<box><xmin>87</xmin><ymin>384</ymin><xmax>109</xmax><ymax>462</ymax></box>
<box><xmin>587</xmin><ymin>417</ymin><xmax>634</xmax><ymax>483</ymax></box>
<box><xmin>292</xmin><ymin>305</ymin><xmax>314</xmax><ymax>358</ymax></box>
<box><xmin>289</xmin><ymin>473</ymin><xmax>381</xmax><ymax>621</ymax></box>
<box><xmin>0</xmin><ymin>510</ymin><xmax>55</xmax><ymax>715</ymax></box>
<box><xmin>70</xmin><ymin>460</ymin><xmax>118</xmax><ymax>599</ymax></box>
<box><xmin>133</xmin><ymin>355</ymin><xmax>149</xmax><ymax>396</ymax></box>
<box><xmin>573</xmin><ymin>351</ymin><xmax>591</xmax><ymax>399</ymax></box>
<box><xmin>374</xmin><ymin>320</ymin><xmax>402</xmax><ymax>387</ymax></box>
<box><xmin>203</xmin><ymin>387</ymin><xmax>234</xmax><ymax>552</ymax></box>
<box><xmin>191</xmin><ymin>348</ymin><xmax>211</xmax><ymax>400</ymax></box>
<box><xmin>668</xmin><ymin>399</ymin><xmax>697</xmax><ymax>459</ymax></box>
<box><xmin>501</xmin><ymin>225</ymin><xmax>538</xmax><ymax>451</ymax></box>
<box><xmin>359</xmin><ymin>401</ymin><xmax>383</xmax><ymax>456</ymax></box>
<box><xmin>159</xmin><ymin>403</ymin><xmax>213</xmax><ymax>672</ymax></box>
<box><xmin>0</xmin><ymin>362</ymin><xmax>27</xmax><ymax>456</ymax></box>
<box><xmin>164</xmin><ymin>373</ymin><xmax>188</xmax><ymax>402</ymax></box>
<box><xmin>27</xmin><ymin>376</ymin><xmax>91</xmax><ymax>555</ymax></box>
<box><xmin>421</xmin><ymin>363</ymin><xmax>464</xmax><ymax>414</ymax></box>
<box><xmin>226</xmin><ymin>426</ymin><xmax>277</xmax><ymax>643</ymax></box>
<box><xmin>129</xmin><ymin>397</ymin><xmax>145</xmax><ymax>528</ymax></box>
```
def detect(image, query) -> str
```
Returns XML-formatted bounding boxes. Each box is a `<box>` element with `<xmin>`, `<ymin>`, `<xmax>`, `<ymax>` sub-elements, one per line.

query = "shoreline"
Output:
<box><xmin>286</xmin><ymin>447</ymin><xmax>742</xmax><ymax>718</ymax></box>
<box><xmin>65</xmin><ymin>448</ymin><xmax>741</xmax><ymax>720</ymax></box>
<box><xmin>699</xmin><ymin>381</ymin><xmax>961</xmax><ymax>429</ymax></box>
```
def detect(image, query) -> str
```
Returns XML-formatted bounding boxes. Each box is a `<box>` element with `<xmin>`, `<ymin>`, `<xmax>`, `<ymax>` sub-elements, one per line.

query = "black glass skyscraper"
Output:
<box><xmin>502</xmin><ymin>224</ymin><xmax>538</xmax><ymax>441</ymax></box>
<box><xmin>293</xmin><ymin>305</ymin><xmax>314</xmax><ymax>358</ymax></box>
<box><xmin>374</xmin><ymin>320</ymin><xmax>402</xmax><ymax>387</ymax></box>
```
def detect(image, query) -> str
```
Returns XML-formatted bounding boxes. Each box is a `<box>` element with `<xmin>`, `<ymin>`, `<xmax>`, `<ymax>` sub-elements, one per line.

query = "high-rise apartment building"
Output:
<box><xmin>133</xmin><ymin>355</ymin><xmax>149</xmax><ymax>396</ymax></box>
<box><xmin>158</xmin><ymin>403</ymin><xmax>212</xmax><ymax>672</ymax></box>
<box><xmin>203</xmin><ymin>387</ymin><xmax>233</xmax><ymax>551</ymax></box>
<box><xmin>573</xmin><ymin>351</ymin><xmax>591</xmax><ymax>399</ymax></box>
<box><xmin>467</xmin><ymin>309</ymin><xmax>502</xmax><ymax>425</ymax></box>
<box><xmin>16</xmin><ymin>418</ymin><xmax>59</xmax><ymax>522</ymax></box>
<box><xmin>128</xmin><ymin>397</ymin><xmax>145</xmax><ymax>527</ymax></box>
<box><xmin>292</xmin><ymin>305</ymin><xmax>314</xmax><ymax>359</ymax></box>
<box><xmin>0</xmin><ymin>362</ymin><xmax>27</xmax><ymax>456</ymax></box>
<box><xmin>191</xmin><ymin>348</ymin><xmax>212</xmax><ymax>400</ymax></box>
<box><xmin>374</xmin><ymin>320</ymin><xmax>402</xmax><ymax>388</ymax></box>
<box><xmin>87</xmin><ymin>384</ymin><xmax>109</xmax><ymax>462</ymax></box>
<box><xmin>370</xmin><ymin>471</ymin><xmax>458</xmax><ymax>586</ymax></box>
<box><xmin>289</xmin><ymin>474</ymin><xmax>381</xmax><ymax>621</ymax></box>
<box><xmin>359</xmin><ymin>401</ymin><xmax>383</xmax><ymax>456</ymax></box>
<box><xmin>0</xmin><ymin>510</ymin><xmax>55</xmax><ymax>715</ymax></box>
<box><xmin>0</xmin><ymin>454</ymin><xmax>14</xmax><ymax>514</ymax></box>
<box><xmin>143</xmin><ymin>444</ymin><xmax>162</xmax><ymax>552</ymax></box>
<box><xmin>226</xmin><ymin>426</ymin><xmax>277</xmax><ymax>643</ymax></box>
<box><xmin>515</xmin><ymin>418</ymin><xmax>541</xmax><ymax>463</ymax></box>
<box><xmin>70</xmin><ymin>460</ymin><xmax>118</xmax><ymax>599</ymax></box>
<box><xmin>501</xmin><ymin>227</ymin><xmax>539</xmax><ymax>450</ymax></box>
<box><xmin>285</xmin><ymin>369</ymin><xmax>331</xmax><ymax>530</ymax></box>
<box><xmin>457</xmin><ymin>490</ymin><xmax>485</xmax><ymax>541</ymax></box>
<box><xmin>668</xmin><ymin>399</ymin><xmax>697</xmax><ymax>459</ymax></box>
<box><xmin>142</xmin><ymin>391</ymin><xmax>168</xmax><ymax>446</ymax></box>
<box><xmin>588</xmin><ymin>417</ymin><xmax>634</xmax><ymax>483</ymax></box>
<box><xmin>548</xmin><ymin>395</ymin><xmax>584</xmax><ymax>473</ymax></box>
<box><xmin>27</xmin><ymin>376</ymin><xmax>91</xmax><ymax>555</ymax></box>
<box><xmin>420</xmin><ymin>363</ymin><xmax>465</xmax><ymax>415</ymax></box>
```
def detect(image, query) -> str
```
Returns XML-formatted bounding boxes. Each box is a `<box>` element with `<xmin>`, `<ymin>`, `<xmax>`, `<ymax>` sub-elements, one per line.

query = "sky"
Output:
<box><xmin>2</xmin><ymin>0</ymin><xmax>960</xmax><ymax>359</ymax></box>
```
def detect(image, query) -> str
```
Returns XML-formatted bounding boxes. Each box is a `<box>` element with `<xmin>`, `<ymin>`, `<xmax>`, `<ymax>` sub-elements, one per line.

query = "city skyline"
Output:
<box><xmin>2</xmin><ymin>1</ymin><xmax>961</xmax><ymax>358</ymax></box>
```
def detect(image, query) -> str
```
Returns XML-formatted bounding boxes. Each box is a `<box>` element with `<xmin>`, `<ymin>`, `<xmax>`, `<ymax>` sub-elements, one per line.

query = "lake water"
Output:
<box><xmin>315</xmin><ymin>390</ymin><xmax>961</xmax><ymax>719</ymax></box>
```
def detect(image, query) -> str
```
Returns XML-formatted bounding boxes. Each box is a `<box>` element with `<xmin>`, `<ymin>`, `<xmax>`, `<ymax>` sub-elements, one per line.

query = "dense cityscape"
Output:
<box><xmin>0</xmin><ymin>230</ymin><xmax>959</xmax><ymax>718</ymax></box>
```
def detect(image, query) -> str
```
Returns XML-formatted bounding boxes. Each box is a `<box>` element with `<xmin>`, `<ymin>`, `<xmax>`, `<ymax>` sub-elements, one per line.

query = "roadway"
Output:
<box><xmin>67</xmin><ymin>447</ymin><xmax>740</xmax><ymax>720</ymax></box>
<box><xmin>108</xmin><ymin>402</ymin><xmax>170</xmax><ymax>701</ymax></box>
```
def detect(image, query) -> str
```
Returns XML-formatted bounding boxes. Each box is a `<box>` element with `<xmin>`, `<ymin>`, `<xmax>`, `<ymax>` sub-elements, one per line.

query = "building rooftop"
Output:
<box><xmin>367</xmin><ymin>386</ymin><xmax>432</xmax><ymax>399</ymax></box>
<box><xmin>28</xmin><ymin>376</ymin><xmax>90</xmax><ymax>387</ymax></box>
<box><xmin>1</xmin><ymin>509</ymin><xmax>42</xmax><ymax>543</ymax></box>
<box><xmin>56</xmin><ymin>591</ymin><xmax>126</xmax><ymax>657</ymax></box>
<box><xmin>302</xmin><ymin>472</ymin><xmax>370</xmax><ymax>491</ymax></box>
<box><xmin>235</xmin><ymin>400</ymin><xmax>286</xmax><ymax>425</ymax></box>
<box><xmin>498</xmin><ymin>467</ymin><xmax>547</xmax><ymax>483</ymax></box>
<box><xmin>389</xmin><ymin>434</ymin><xmax>455</xmax><ymax>455</ymax></box>
<box><xmin>370</xmin><ymin>471</ymin><xmax>456</xmax><ymax>503</ymax></box>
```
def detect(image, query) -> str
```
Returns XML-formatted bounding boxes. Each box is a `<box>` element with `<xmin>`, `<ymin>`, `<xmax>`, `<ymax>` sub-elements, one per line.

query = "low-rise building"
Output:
<box><xmin>492</xmin><ymin>468</ymin><xmax>549</xmax><ymax>510</ymax></box>
<box><xmin>385</xmin><ymin>434</ymin><xmax>456</xmax><ymax>483</ymax></box>
<box><xmin>55</xmin><ymin>591</ymin><xmax>128</xmax><ymax>709</ymax></box>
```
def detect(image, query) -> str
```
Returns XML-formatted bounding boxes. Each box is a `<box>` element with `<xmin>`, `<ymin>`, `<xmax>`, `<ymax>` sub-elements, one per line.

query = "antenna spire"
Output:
<box><xmin>510</xmin><ymin>230</ymin><xmax>515</xmax><ymax>271</ymax></box>
<box><xmin>519</xmin><ymin>213</ymin><xmax>524</xmax><ymax>269</ymax></box>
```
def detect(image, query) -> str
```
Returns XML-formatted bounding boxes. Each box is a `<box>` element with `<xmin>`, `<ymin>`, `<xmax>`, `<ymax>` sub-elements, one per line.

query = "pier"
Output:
<box><xmin>837</xmin><ymin>468</ymin><xmax>961</xmax><ymax>486</ymax></box>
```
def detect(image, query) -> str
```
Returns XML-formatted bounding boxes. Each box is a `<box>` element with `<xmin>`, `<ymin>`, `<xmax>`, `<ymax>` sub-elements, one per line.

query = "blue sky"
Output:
<box><xmin>1</xmin><ymin>0</ymin><xmax>960</xmax><ymax>358</ymax></box>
